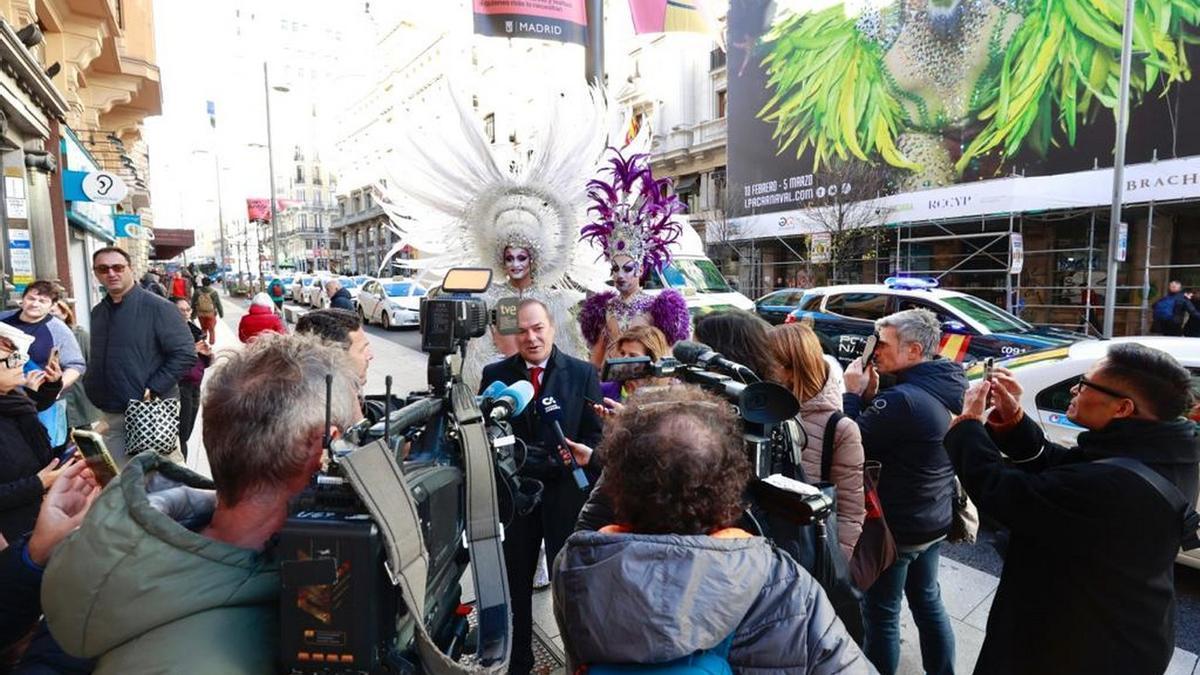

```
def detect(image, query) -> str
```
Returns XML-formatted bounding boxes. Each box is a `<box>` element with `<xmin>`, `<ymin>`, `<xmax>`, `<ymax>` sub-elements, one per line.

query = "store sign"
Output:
<box><xmin>726</xmin><ymin>0</ymin><xmax>1200</xmax><ymax>235</ymax></box>
<box><xmin>61</xmin><ymin>130</ymin><xmax>115</xmax><ymax>238</ymax></box>
<box><xmin>473</xmin><ymin>0</ymin><xmax>587</xmax><ymax>44</ymax></box>
<box><xmin>809</xmin><ymin>231</ymin><xmax>831</xmax><ymax>263</ymax></box>
<box><xmin>5</xmin><ymin>175</ymin><xmax>27</xmax><ymax>219</ymax></box>
<box><xmin>8</xmin><ymin>228</ymin><xmax>33</xmax><ymax>293</ymax></box>
<box><xmin>81</xmin><ymin>171</ymin><xmax>128</xmax><ymax>205</ymax></box>
<box><xmin>1009</xmin><ymin>233</ymin><xmax>1024</xmax><ymax>274</ymax></box>
<box><xmin>1117</xmin><ymin>222</ymin><xmax>1129</xmax><ymax>262</ymax></box>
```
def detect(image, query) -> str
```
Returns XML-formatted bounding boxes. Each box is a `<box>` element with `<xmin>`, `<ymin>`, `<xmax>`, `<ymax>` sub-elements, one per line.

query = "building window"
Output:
<box><xmin>300</xmin><ymin>213</ymin><xmax>308</xmax><ymax>230</ymax></box>
<box><xmin>364</xmin><ymin>192</ymin><xmax>373</xmax><ymax>209</ymax></box>
<box><xmin>716</xmin><ymin>89</ymin><xmax>727</xmax><ymax>119</ymax></box>
<box><xmin>484</xmin><ymin>113</ymin><xmax>496</xmax><ymax>144</ymax></box>
<box><xmin>296</xmin><ymin>165</ymin><xmax>305</xmax><ymax>183</ymax></box>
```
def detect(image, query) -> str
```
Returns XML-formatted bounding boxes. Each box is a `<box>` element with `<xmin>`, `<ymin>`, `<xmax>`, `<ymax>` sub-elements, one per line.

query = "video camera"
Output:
<box><xmin>277</xmin><ymin>268</ymin><xmax>525</xmax><ymax>675</ymax></box>
<box><xmin>602</xmin><ymin>341</ymin><xmax>833</xmax><ymax>525</ymax></box>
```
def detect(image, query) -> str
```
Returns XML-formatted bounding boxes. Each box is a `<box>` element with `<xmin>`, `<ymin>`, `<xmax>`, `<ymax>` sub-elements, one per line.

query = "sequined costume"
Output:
<box><xmin>377</xmin><ymin>88</ymin><xmax>608</xmax><ymax>389</ymax></box>
<box><xmin>578</xmin><ymin>149</ymin><xmax>691</xmax><ymax>364</ymax></box>
<box><xmin>757</xmin><ymin>0</ymin><xmax>1199</xmax><ymax>188</ymax></box>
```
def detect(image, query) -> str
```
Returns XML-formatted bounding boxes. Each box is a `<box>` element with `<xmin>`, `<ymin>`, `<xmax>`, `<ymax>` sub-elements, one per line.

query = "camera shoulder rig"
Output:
<box><xmin>338</xmin><ymin>381</ymin><xmax>512</xmax><ymax>673</ymax></box>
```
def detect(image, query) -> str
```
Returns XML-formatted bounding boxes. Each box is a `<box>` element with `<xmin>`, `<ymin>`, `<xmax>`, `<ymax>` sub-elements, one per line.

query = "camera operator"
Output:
<box><xmin>41</xmin><ymin>334</ymin><xmax>361</xmax><ymax>673</ymax></box>
<box><xmin>553</xmin><ymin>385</ymin><xmax>869</xmax><ymax>673</ymax></box>
<box><xmin>478</xmin><ymin>298</ymin><xmax>602</xmax><ymax>675</ymax></box>
<box><xmin>945</xmin><ymin>343</ymin><xmax>1200</xmax><ymax>675</ymax></box>
<box><xmin>842</xmin><ymin>308</ymin><xmax>966</xmax><ymax>675</ymax></box>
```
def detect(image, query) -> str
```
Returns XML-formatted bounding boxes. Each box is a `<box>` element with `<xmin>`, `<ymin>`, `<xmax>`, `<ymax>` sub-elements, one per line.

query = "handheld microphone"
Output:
<box><xmin>486</xmin><ymin>380</ymin><xmax>534</xmax><ymax>422</ymax></box>
<box><xmin>477</xmin><ymin>380</ymin><xmax>507</xmax><ymax>403</ymax></box>
<box><xmin>672</xmin><ymin>340</ymin><xmax>761</xmax><ymax>383</ymax></box>
<box><xmin>539</xmin><ymin>396</ymin><xmax>589</xmax><ymax>491</ymax></box>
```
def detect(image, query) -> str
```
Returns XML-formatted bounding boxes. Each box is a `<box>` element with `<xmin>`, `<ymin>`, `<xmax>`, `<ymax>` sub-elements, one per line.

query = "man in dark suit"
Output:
<box><xmin>479</xmin><ymin>298</ymin><xmax>602</xmax><ymax>675</ymax></box>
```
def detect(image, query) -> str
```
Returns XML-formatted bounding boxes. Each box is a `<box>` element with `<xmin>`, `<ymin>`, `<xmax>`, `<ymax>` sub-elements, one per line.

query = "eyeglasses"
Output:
<box><xmin>1075</xmin><ymin>377</ymin><xmax>1137</xmax><ymax>408</ymax></box>
<box><xmin>93</xmin><ymin>263</ymin><xmax>128</xmax><ymax>275</ymax></box>
<box><xmin>1</xmin><ymin>351</ymin><xmax>28</xmax><ymax>369</ymax></box>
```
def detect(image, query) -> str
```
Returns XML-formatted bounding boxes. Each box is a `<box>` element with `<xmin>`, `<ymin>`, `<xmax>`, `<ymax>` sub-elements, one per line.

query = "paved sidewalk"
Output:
<box><xmin>188</xmin><ymin>296</ymin><xmax>1200</xmax><ymax>675</ymax></box>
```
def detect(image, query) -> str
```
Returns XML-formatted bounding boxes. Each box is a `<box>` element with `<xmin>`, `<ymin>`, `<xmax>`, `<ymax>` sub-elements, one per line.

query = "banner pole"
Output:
<box><xmin>1102</xmin><ymin>0</ymin><xmax>1135</xmax><ymax>338</ymax></box>
<box><xmin>585</xmin><ymin>0</ymin><xmax>604</xmax><ymax>86</ymax></box>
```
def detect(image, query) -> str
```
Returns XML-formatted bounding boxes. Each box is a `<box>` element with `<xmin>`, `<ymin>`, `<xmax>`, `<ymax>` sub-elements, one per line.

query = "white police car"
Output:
<box><xmin>786</xmin><ymin>277</ymin><xmax>1084</xmax><ymax>367</ymax></box>
<box><xmin>965</xmin><ymin>336</ymin><xmax>1200</xmax><ymax>569</ymax></box>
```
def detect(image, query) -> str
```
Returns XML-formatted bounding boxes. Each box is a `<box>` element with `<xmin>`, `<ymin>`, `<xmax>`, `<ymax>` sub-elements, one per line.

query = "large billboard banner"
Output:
<box><xmin>726</xmin><ymin>0</ymin><xmax>1200</xmax><ymax>236</ymax></box>
<box><xmin>473</xmin><ymin>0</ymin><xmax>588</xmax><ymax>44</ymax></box>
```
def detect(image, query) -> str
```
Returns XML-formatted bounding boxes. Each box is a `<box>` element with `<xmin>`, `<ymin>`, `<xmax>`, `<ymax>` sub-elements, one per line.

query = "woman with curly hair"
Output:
<box><xmin>553</xmin><ymin>385</ymin><xmax>868</xmax><ymax>673</ymax></box>
<box><xmin>768</xmin><ymin>322</ymin><xmax>865</xmax><ymax>560</ymax></box>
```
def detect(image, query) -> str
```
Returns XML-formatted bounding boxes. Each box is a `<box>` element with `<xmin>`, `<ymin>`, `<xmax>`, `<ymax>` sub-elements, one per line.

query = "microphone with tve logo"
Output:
<box><xmin>539</xmin><ymin>395</ymin><xmax>589</xmax><ymax>491</ymax></box>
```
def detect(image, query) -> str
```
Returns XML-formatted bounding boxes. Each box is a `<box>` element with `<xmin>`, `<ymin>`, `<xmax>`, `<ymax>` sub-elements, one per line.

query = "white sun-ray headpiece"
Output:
<box><xmin>376</xmin><ymin>86</ymin><xmax>609</xmax><ymax>288</ymax></box>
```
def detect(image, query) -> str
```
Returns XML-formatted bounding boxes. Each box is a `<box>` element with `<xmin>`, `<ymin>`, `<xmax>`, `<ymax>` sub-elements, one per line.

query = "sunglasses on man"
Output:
<box><xmin>93</xmin><ymin>264</ymin><xmax>128</xmax><ymax>274</ymax></box>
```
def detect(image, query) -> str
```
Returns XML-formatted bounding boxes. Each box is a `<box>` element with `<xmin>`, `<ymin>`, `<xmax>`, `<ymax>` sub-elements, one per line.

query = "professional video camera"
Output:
<box><xmin>277</xmin><ymin>268</ymin><xmax>528</xmax><ymax>675</ymax></box>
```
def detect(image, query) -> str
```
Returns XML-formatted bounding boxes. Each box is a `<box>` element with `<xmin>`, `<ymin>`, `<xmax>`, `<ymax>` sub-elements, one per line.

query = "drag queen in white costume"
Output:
<box><xmin>377</xmin><ymin>89</ymin><xmax>608</xmax><ymax>389</ymax></box>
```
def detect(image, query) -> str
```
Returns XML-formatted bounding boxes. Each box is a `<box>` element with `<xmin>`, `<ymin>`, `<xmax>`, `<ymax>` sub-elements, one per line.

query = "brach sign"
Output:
<box><xmin>473</xmin><ymin>0</ymin><xmax>587</xmax><ymax>44</ymax></box>
<box><xmin>726</xmin><ymin>0</ymin><xmax>1200</xmax><ymax>235</ymax></box>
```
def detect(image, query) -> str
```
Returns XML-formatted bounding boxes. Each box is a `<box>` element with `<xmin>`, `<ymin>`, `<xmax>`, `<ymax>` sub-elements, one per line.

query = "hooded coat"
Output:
<box><xmin>0</xmin><ymin>381</ymin><xmax>61</xmax><ymax>542</ymax></box>
<box><xmin>238</xmin><ymin>303</ymin><xmax>286</xmax><ymax>343</ymax></box>
<box><xmin>945</xmin><ymin>414</ymin><xmax>1200</xmax><ymax>675</ymax></box>
<box><xmin>553</xmin><ymin>529</ymin><xmax>873</xmax><ymax>674</ymax></box>
<box><xmin>843</xmin><ymin>357</ymin><xmax>967</xmax><ymax>546</ymax></box>
<box><xmin>797</xmin><ymin>354</ymin><xmax>865</xmax><ymax>559</ymax></box>
<box><xmin>41</xmin><ymin>454</ymin><xmax>279</xmax><ymax>674</ymax></box>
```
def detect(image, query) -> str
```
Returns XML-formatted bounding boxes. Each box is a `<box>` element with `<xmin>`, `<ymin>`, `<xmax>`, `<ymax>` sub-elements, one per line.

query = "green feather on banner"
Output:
<box><xmin>758</xmin><ymin>6</ymin><xmax>920</xmax><ymax>173</ymax></box>
<box><xmin>958</xmin><ymin>0</ymin><xmax>1199</xmax><ymax>174</ymax></box>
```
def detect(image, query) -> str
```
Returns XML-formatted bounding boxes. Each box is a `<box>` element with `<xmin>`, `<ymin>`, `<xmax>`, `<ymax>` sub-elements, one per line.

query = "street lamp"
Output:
<box><xmin>192</xmin><ymin>149</ymin><xmax>228</xmax><ymax>278</ymax></box>
<box><xmin>263</xmin><ymin>61</ymin><xmax>290</xmax><ymax>275</ymax></box>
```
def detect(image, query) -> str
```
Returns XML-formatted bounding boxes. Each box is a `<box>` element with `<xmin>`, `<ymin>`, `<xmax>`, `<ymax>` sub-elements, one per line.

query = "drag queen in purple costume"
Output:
<box><xmin>579</xmin><ymin>149</ymin><xmax>691</xmax><ymax>369</ymax></box>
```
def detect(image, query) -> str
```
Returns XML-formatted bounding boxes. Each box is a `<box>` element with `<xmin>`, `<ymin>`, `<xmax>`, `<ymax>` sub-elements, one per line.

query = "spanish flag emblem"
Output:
<box><xmin>938</xmin><ymin>334</ymin><xmax>971</xmax><ymax>362</ymax></box>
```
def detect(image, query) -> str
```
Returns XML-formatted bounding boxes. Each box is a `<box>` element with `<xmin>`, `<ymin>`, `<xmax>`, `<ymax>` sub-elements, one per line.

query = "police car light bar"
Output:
<box><xmin>884</xmin><ymin>276</ymin><xmax>939</xmax><ymax>290</ymax></box>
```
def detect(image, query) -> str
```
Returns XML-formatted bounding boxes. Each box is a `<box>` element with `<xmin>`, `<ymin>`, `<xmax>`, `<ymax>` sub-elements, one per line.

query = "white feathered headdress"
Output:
<box><xmin>377</xmin><ymin>87</ymin><xmax>610</xmax><ymax>289</ymax></box>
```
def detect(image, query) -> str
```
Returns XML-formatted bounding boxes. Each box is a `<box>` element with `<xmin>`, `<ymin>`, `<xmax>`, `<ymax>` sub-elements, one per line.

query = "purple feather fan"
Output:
<box><xmin>580</xmin><ymin>148</ymin><xmax>687</xmax><ymax>273</ymax></box>
<box><xmin>580</xmin><ymin>291</ymin><xmax>615</xmax><ymax>346</ymax></box>
<box><xmin>650</xmin><ymin>290</ymin><xmax>691</xmax><ymax>345</ymax></box>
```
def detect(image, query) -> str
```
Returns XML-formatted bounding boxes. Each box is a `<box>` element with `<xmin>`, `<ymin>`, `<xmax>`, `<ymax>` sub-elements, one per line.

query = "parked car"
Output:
<box><xmin>965</xmin><ymin>336</ymin><xmax>1200</xmax><ymax>569</ymax></box>
<box><xmin>786</xmin><ymin>277</ymin><xmax>1086</xmax><ymax>367</ymax></box>
<box><xmin>314</xmin><ymin>276</ymin><xmax>368</xmax><ymax>309</ymax></box>
<box><xmin>358</xmin><ymin>279</ymin><xmax>426</xmax><ymax>329</ymax></box>
<box><xmin>302</xmin><ymin>275</ymin><xmax>333</xmax><ymax>307</ymax></box>
<box><xmin>290</xmin><ymin>274</ymin><xmax>315</xmax><ymax>303</ymax></box>
<box><xmin>755</xmin><ymin>288</ymin><xmax>809</xmax><ymax>325</ymax></box>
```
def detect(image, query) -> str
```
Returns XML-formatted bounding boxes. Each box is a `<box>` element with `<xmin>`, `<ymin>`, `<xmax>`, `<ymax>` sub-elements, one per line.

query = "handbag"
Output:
<box><xmin>849</xmin><ymin>460</ymin><xmax>898</xmax><ymax>591</ymax></box>
<box><xmin>947</xmin><ymin>476</ymin><xmax>979</xmax><ymax>544</ymax></box>
<box><xmin>125</xmin><ymin>389</ymin><xmax>180</xmax><ymax>457</ymax></box>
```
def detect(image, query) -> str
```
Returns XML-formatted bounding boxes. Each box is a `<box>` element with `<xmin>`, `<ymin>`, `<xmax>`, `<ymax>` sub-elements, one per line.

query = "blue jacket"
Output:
<box><xmin>84</xmin><ymin>285</ymin><xmax>196</xmax><ymax>413</ymax></box>
<box><xmin>329</xmin><ymin>288</ymin><xmax>354</xmax><ymax>311</ymax></box>
<box><xmin>844</xmin><ymin>357</ymin><xmax>967</xmax><ymax>546</ymax></box>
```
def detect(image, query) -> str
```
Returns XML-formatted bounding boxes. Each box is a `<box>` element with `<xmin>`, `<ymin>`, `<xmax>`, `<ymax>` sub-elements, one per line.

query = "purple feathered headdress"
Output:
<box><xmin>580</xmin><ymin>148</ymin><xmax>686</xmax><ymax>274</ymax></box>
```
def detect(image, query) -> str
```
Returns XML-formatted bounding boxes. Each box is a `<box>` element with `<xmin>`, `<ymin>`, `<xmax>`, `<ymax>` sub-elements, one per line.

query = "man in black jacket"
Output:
<box><xmin>843</xmin><ymin>308</ymin><xmax>966</xmax><ymax>675</ymax></box>
<box><xmin>946</xmin><ymin>342</ymin><xmax>1200</xmax><ymax>675</ymax></box>
<box><xmin>84</xmin><ymin>247</ymin><xmax>195</xmax><ymax>467</ymax></box>
<box><xmin>479</xmin><ymin>298</ymin><xmax>602</xmax><ymax>675</ymax></box>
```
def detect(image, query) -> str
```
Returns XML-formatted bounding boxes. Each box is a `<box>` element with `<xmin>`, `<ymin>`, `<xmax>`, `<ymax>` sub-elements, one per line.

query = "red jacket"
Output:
<box><xmin>238</xmin><ymin>304</ymin><xmax>286</xmax><ymax>343</ymax></box>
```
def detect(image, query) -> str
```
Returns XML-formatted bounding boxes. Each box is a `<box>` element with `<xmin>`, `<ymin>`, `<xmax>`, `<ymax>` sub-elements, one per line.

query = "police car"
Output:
<box><xmin>786</xmin><ymin>277</ymin><xmax>1084</xmax><ymax>366</ymax></box>
<box><xmin>964</xmin><ymin>336</ymin><xmax>1200</xmax><ymax>569</ymax></box>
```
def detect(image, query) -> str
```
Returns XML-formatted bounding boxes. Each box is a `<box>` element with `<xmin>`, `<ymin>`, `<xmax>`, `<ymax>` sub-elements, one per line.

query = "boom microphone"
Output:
<box><xmin>539</xmin><ymin>396</ymin><xmax>589</xmax><ymax>491</ymax></box>
<box><xmin>672</xmin><ymin>340</ymin><xmax>761</xmax><ymax>383</ymax></box>
<box><xmin>485</xmin><ymin>380</ymin><xmax>534</xmax><ymax>422</ymax></box>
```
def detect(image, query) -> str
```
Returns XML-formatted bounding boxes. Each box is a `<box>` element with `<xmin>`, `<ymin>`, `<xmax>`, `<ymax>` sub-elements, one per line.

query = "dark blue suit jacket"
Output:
<box><xmin>479</xmin><ymin>346</ymin><xmax>603</xmax><ymax>461</ymax></box>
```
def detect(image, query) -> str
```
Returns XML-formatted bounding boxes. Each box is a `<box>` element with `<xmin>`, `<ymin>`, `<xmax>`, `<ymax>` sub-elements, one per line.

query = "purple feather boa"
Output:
<box><xmin>580</xmin><ymin>291</ymin><xmax>615</xmax><ymax>346</ymax></box>
<box><xmin>650</xmin><ymin>290</ymin><xmax>691</xmax><ymax>344</ymax></box>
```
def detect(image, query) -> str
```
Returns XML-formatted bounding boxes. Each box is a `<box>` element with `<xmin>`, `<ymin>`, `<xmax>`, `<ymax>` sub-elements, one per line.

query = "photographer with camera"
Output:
<box><xmin>946</xmin><ymin>343</ymin><xmax>1200</xmax><ymax>675</ymax></box>
<box><xmin>479</xmin><ymin>298</ymin><xmax>602</xmax><ymax>675</ymax></box>
<box><xmin>842</xmin><ymin>309</ymin><xmax>966</xmax><ymax>675</ymax></box>
<box><xmin>553</xmin><ymin>385</ymin><xmax>869</xmax><ymax>673</ymax></box>
<box><xmin>41</xmin><ymin>334</ymin><xmax>361</xmax><ymax>673</ymax></box>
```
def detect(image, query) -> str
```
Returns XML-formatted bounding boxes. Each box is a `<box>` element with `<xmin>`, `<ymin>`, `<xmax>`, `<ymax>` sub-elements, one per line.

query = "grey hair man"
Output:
<box><xmin>841</xmin><ymin>308</ymin><xmax>967</xmax><ymax>675</ymax></box>
<box><xmin>43</xmin><ymin>333</ymin><xmax>361</xmax><ymax>673</ymax></box>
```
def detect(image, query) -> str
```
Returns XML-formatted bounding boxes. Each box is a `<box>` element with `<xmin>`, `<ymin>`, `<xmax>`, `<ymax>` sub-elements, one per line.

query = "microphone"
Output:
<box><xmin>539</xmin><ymin>396</ymin><xmax>589</xmax><ymax>490</ymax></box>
<box><xmin>477</xmin><ymin>380</ymin><xmax>507</xmax><ymax>403</ymax></box>
<box><xmin>486</xmin><ymin>380</ymin><xmax>534</xmax><ymax>422</ymax></box>
<box><xmin>672</xmin><ymin>340</ymin><xmax>761</xmax><ymax>383</ymax></box>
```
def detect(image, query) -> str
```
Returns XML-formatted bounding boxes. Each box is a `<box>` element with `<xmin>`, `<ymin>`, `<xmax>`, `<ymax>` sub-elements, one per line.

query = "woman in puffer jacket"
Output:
<box><xmin>768</xmin><ymin>322</ymin><xmax>865</xmax><ymax>559</ymax></box>
<box><xmin>238</xmin><ymin>293</ymin><xmax>286</xmax><ymax>343</ymax></box>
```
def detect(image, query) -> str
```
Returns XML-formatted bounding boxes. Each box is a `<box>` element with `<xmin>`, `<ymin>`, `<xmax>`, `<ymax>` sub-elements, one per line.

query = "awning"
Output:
<box><xmin>149</xmin><ymin>228</ymin><xmax>195</xmax><ymax>261</ymax></box>
<box><xmin>674</xmin><ymin>174</ymin><xmax>700</xmax><ymax>194</ymax></box>
<box><xmin>66</xmin><ymin>211</ymin><xmax>116</xmax><ymax>244</ymax></box>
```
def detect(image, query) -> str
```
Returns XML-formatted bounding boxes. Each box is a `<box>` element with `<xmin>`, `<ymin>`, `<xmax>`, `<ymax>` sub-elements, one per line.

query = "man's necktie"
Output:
<box><xmin>529</xmin><ymin>366</ymin><xmax>544</xmax><ymax>398</ymax></box>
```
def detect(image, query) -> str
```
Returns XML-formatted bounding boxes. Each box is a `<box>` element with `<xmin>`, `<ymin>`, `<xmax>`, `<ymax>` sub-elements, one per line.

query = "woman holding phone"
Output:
<box><xmin>0</xmin><ymin>324</ymin><xmax>75</xmax><ymax>542</ymax></box>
